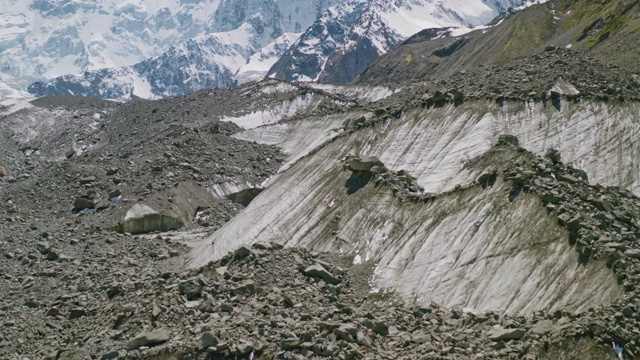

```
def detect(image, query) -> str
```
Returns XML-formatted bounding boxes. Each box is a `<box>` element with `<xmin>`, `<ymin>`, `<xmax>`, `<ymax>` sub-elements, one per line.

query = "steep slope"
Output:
<box><xmin>268</xmin><ymin>0</ymin><xmax>533</xmax><ymax>84</ymax></box>
<box><xmin>355</xmin><ymin>0</ymin><xmax>640</xmax><ymax>84</ymax></box>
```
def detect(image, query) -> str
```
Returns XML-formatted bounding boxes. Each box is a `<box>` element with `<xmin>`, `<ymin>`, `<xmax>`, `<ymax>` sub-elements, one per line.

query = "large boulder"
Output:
<box><xmin>73</xmin><ymin>197</ymin><xmax>96</xmax><ymax>211</ymax></box>
<box><xmin>0</xmin><ymin>166</ymin><xmax>8</xmax><ymax>177</ymax></box>
<box><xmin>346</xmin><ymin>156</ymin><xmax>385</xmax><ymax>172</ymax></box>
<box><xmin>114</xmin><ymin>204</ymin><xmax>183</xmax><ymax>234</ymax></box>
<box><xmin>127</xmin><ymin>328</ymin><xmax>171</xmax><ymax>350</ymax></box>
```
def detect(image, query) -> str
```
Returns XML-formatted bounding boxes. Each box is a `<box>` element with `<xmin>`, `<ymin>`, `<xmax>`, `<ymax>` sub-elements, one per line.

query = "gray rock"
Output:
<box><xmin>46</xmin><ymin>249</ymin><xmax>60</xmax><ymax>261</ymax></box>
<box><xmin>178</xmin><ymin>279</ymin><xmax>202</xmax><ymax>301</ymax></box>
<box><xmin>234</xmin><ymin>246</ymin><xmax>252</xmax><ymax>258</ymax></box>
<box><xmin>80</xmin><ymin>176</ymin><xmax>97</xmax><ymax>184</ymax></box>
<box><xmin>73</xmin><ymin>197</ymin><xmax>96</xmax><ymax>211</ymax></box>
<box><xmin>304</xmin><ymin>263</ymin><xmax>340</xmax><ymax>285</ymax></box>
<box><xmin>530</xmin><ymin>320</ymin><xmax>555</xmax><ymax>336</ymax></box>
<box><xmin>545</xmin><ymin>148</ymin><xmax>561</xmax><ymax>164</ymax></box>
<box><xmin>282</xmin><ymin>338</ymin><xmax>301</xmax><ymax>350</ymax></box>
<box><xmin>69</xmin><ymin>308</ymin><xmax>86</xmax><ymax>319</ymax></box>
<box><xmin>127</xmin><ymin>328</ymin><xmax>172</xmax><ymax>350</ymax></box>
<box><xmin>198</xmin><ymin>331</ymin><xmax>219</xmax><ymax>350</ymax></box>
<box><xmin>334</xmin><ymin>324</ymin><xmax>357</xmax><ymax>343</ymax></box>
<box><xmin>101</xmin><ymin>350</ymin><xmax>120</xmax><ymax>360</ymax></box>
<box><xmin>106</xmin><ymin>167</ymin><xmax>120</xmax><ymax>176</ymax></box>
<box><xmin>371</xmin><ymin>321</ymin><xmax>389</xmax><ymax>336</ymax></box>
<box><xmin>487</xmin><ymin>326</ymin><xmax>526</xmax><ymax>341</ymax></box>
<box><xmin>234</xmin><ymin>280</ymin><xmax>256</xmax><ymax>294</ymax></box>
<box><xmin>623</xmin><ymin>249</ymin><xmax>640</xmax><ymax>259</ymax></box>
<box><xmin>237</xmin><ymin>342</ymin><xmax>254</xmax><ymax>355</ymax></box>
<box><xmin>558</xmin><ymin>174</ymin><xmax>580</xmax><ymax>184</ymax></box>
<box><xmin>36</xmin><ymin>241</ymin><xmax>51</xmax><ymax>254</ymax></box>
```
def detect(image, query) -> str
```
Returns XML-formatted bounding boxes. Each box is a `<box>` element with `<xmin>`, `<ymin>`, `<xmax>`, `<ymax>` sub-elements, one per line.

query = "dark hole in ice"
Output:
<box><xmin>345</xmin><ymin>171</ymin><xmax>373</xmax><ymax>195</ymax></box>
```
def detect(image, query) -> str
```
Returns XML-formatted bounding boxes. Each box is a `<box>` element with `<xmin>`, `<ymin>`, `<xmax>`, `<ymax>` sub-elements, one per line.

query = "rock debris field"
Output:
<box><xmin>1</xmin><ymin>61</ymin><xmax>640</xmax><ymax>359</ymax></box>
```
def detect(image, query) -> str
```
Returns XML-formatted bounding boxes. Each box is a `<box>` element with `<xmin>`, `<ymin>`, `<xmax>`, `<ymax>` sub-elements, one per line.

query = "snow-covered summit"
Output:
<box><xmin>4</xmin><ymin>0</ymin><xmax>545</xmax><ymax>100</ymax></box>
<box><xmin>1</xmin><ymin>0</ymin><xmax>337</xmax><ymax>93</ymax></box>
<box><xmin>268</xmin><ymin>0</ymin><xmax>544</xmax><ymax>83</ymax></box>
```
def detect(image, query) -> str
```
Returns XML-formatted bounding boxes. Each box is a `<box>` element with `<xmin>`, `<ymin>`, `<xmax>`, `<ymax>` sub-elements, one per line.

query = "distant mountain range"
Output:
<box><xmin>0</xmin><ymin>0</ymin><xmax>541</xmax><ymax>100</ymax></box>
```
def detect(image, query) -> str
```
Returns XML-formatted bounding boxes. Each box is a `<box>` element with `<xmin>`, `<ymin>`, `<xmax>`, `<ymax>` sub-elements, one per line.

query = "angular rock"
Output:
<box><xmin>623</xmin><ymin>249</ymin><xmax>640</xmax><ymax>259</ymax></box>
<box><xmin>73</xmin><ymin>197</ymin><xmax>96</xmax><ymax>211</ymax></box>
<box><xmin>0</xmin><ymin>166</ymin><xmax>8</xmax><ymax>177</ymax></box>
<box><xmin>198</xmin><ymin>331</ymin><xmax>219</xmax><ymax>350</ymax></box>
<box><xmin>178</xmin><ymin>280</ymin><xmax>202</xmax><ymax>301</ymax></box>
<box><xmin>530</xmin><ymin>320</ymin><xmax>555</xmax><ymax>336</ymax></box>
<box><xmin>127</xmin><ymin>328</ymin><xmax>172</xmax><ymax>350</ymax></box>
<box><xmin>334</xmin><ymin>324</ymin><xmax>357</xmax><ymax>343</ymax></box>
<box><xmin>558</xmin><ymin>174</ymin><xmax>580</xmax><ymax>184</ymax></box>
<box><xmin>282</xmin><ymin>338</ymin><xmax>301</xmax><ymax>350</ymax></box>
<box><xmin>545</xmin><ymin>148</ymin><xmax>561</xmax><ymax>164</ymax></box>
<box><xmin>237</xmin><ymin>342</ymin><xmax>254</xmax><ymax>355</ymax></box>
<box><xmin>106</xmin><ymin>167</ymin><xmax>119</xmax><ymax>176</ymax></box>
<box><xmin>487</xmin><ymin>326</ymin><xmax>526</xmax><ymax>341</ymax></box>
<box><xmin>80</xmin><ymin>176</ymin><xmax>97</xmax><ymax>184</ymax></box>
<box><xmin>304</xmin><ymin>263</ymin><xmax>340</xmax><ymax>284</ymax></box>
<box><xmin>101</xmin><ymin>350</ymin><xmax>120</xmax><ymax>360</ymax></box>
<box><xmin>234</xmin><ymin>246</ymin><xmax>252</xmax><ymax>258</ymax></box>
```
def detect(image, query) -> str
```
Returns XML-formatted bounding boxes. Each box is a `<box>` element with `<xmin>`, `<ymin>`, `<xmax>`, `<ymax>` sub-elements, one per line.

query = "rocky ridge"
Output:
<box><xmin>361</xmin><ymin>47</ymin><xmax>640</xmax><ymax>105</ymax></box>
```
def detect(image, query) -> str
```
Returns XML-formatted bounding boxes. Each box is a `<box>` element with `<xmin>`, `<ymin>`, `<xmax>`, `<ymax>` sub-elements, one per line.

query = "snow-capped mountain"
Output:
<box><xmin>16</xmin><ymin>0</ymin><xmax>542</xmax><ymax>100</ymax></box>
<box><xmin>3</xmin><ymin>0</ymin><xmax>337</xmax><ymax>99</ymax></box>
<box><xmin>268</xmin><ymin>0</ymin><xmax>540</xmax><ymax>83</ymax></box>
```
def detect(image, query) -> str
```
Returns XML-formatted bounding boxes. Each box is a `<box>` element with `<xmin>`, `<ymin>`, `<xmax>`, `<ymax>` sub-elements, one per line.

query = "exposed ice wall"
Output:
<box><xmin>190</xmin><ymin>98</ymin><xmax>639</xmax><ymax>314</ymax></box>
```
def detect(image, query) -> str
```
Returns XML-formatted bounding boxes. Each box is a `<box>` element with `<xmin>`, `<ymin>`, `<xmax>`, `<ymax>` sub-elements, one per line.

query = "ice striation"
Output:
<box><xmin>190</xmin><ymin>95</ymin><xmax>639</xmax><ymax>315</ymax></box>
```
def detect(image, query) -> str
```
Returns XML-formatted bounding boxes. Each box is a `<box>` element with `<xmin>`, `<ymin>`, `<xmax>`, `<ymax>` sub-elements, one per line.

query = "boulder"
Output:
<box><xmin>178</xmin><ymin>279</ymin><xmax>202</xmax><ymax>301</ymax></box>
<box><xmin>304</xmin><ymin>263</ymin><xmax>340</xmax><ymax>285</ymax></box>
<box><xmin>0</xmin><ymin>166</ymin><xmax>8</xmax><ymax>177</ymax></box>
<box><xmin>530</xmin><ymin>320</ymin><xmax>555</xmax><ymax>336</ymax></box>
<box><xmin>545</xmin><ymin>148</ymin><xmax>561</xmax><ymax>164</ymax></box>
<box><xmin>114</xmin><ymin>204</ymin><xmax>183</xmax><ymax>234</ymax></box>
<box><xmin>79</xmin><ymin>176</ymin><xmax>97</xmax><ymax>185</ymax></box>
<box><xmin>198</xmin><ymin>332</ymin><xmax>219</xmax><ymax>350</ymax></box>
<box><xmin>73</xmin><ymin>197</ymin><xmax>96</xmax><ymax>211</ymax></box>
<box><xmin>127</xmin><ymin>328</ymin><xmax>171</xmax><ymax>350</ymax></box>
<box><xmin>346</xmin><ymin>156</ymin><xmax>385</xmax><ymax>172</ymax></box>
<box><xmin>623</xmin><ymin>249</ymin><xmax>640</xmax><ymax>259</ymax></box>
<box><xmin>487</xmin><ymin>326</ymin><xmax>526</xmax><ymax>341</ymax></box>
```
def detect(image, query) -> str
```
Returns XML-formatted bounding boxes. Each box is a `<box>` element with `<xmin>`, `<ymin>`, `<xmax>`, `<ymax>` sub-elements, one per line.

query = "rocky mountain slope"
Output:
<box><xmin>355</xmin><ymin>0</ymin><xmax>640</xmax><ymax>84</ymax></box>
